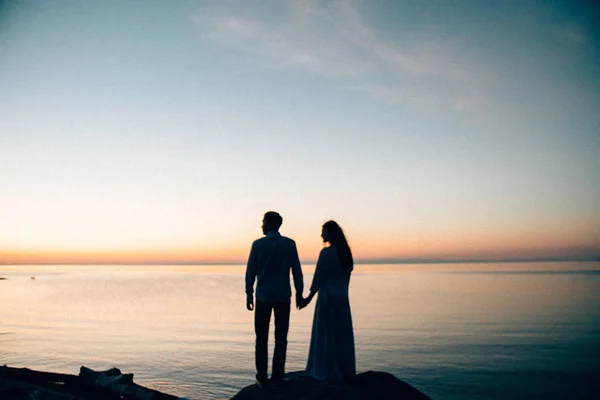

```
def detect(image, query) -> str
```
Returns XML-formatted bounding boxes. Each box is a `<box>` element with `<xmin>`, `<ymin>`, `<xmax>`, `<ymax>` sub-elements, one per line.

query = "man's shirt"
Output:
<box><xmin>245</xmin><ymin>231</ymin><xmax>304</xmax><ymax>303</ymax></box>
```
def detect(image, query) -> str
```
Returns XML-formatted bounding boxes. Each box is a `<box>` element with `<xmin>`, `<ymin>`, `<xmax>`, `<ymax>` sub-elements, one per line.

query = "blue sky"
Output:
<box><xmin>0</xmin><ymin>0</ymin><xmax>599</xmax><ymax>263</ymax></box>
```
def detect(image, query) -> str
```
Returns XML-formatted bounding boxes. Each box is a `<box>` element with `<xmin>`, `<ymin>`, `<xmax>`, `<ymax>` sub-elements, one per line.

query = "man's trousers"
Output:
<box><xmin>254</xmin><ymin>299</ymin><xmax>291</xmax><ymax>381</ymax></box>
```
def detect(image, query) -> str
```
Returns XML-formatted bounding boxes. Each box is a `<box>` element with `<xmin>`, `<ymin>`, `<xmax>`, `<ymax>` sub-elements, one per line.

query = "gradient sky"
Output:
<box><xmin>1</xmin><ymin>0</ymin><xmax>599</xmax><ymax>264</ymax></box>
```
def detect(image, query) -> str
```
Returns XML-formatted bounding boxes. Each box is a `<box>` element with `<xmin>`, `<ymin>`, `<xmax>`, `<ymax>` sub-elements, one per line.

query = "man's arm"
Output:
<box><xmin>245</xmin><ymin>242</ymin><xmax>257</xmax><ymax>311</ymax></box>
<box><xmin>290</xmin><ymin>241</ymin><xmax>304</xmax><ymax>306</ymax></box>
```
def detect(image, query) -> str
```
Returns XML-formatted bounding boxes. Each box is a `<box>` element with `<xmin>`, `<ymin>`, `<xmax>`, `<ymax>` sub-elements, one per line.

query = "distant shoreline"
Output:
<box><xmin>1</xmin><ymin>258</ymin><xmax>598</xmax><ymax>266</ymax></box>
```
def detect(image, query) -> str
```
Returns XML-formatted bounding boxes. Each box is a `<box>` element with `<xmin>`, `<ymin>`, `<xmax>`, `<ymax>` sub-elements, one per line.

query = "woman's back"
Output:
<box><xmin>310</xmin><ymin>247</ymin><xmax>350</xmax><ymax>298</ymax></box>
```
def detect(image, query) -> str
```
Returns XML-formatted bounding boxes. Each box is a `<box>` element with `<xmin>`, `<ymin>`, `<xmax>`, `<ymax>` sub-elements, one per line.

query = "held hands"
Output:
<box><xmin>296</xmin><ymin>293</ymin><xmax>311</xmax><ymax>310</ymax></box>
<box><xmin>295</xmin><ymin>293</ymin><xmax>303</xmax><ymax>310</ymax></box>
<box><xmin>298</xmin><ymin>297</ymin><xmax>309</xmax><ymax>310</ymax></box>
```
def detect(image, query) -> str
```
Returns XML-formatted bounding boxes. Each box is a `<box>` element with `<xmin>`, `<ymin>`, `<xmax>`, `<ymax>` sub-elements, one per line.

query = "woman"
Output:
<box><xmin>300</xmin><ymin>220</ymin><xmax>356</xmax><ymax>381</ymax></box>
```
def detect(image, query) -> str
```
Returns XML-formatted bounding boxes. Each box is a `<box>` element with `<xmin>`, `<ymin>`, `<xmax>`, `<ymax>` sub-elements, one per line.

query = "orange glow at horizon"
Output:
<box><xmin>2</xmin><ymin>225</ymin><xmax>598</xmax><ymax>264</ymax></box>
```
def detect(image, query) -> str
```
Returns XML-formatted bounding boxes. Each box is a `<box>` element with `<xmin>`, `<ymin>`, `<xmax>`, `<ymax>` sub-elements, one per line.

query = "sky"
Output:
<box><xmin>1</xmin><ymin>0</ymin><xmax>599</xmax><ymax>264</ymax></box>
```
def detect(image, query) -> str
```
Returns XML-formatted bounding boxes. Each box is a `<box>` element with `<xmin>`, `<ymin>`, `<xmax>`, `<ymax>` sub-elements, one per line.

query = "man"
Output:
<box><xmin>245</xmin><ymin>211</ymin><xmax>304</xmax><ymax>385</ymax></box>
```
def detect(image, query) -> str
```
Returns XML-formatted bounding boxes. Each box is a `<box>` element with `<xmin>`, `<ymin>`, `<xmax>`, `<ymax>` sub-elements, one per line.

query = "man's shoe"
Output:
<box><xmin>255</xmin><ymin>375</ymin><xmax>269</xmax><ymax>388</ymax></box>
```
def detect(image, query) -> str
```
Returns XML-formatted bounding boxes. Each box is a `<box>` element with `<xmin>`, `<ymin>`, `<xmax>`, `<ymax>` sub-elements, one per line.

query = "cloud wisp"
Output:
<box><xmin>192</xmin><ymin>0</ymin><xmax>489</xmax><ymax>111</ymax></box>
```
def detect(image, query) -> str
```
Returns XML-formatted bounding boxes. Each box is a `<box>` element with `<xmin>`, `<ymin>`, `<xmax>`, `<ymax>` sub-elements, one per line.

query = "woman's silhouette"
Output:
<box><xmin>300</xmin><ymin>220</ymin><xmax>356</xmax><ymax>380</ymax></box>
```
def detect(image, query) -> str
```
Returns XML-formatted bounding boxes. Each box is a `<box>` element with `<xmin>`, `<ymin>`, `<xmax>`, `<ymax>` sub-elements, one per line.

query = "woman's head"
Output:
<box><xmin>321</xmin><ymin>220</ymin><xmax>343</xmax><ymax>244</ymax></box>
<box><xmin>321</xmin><ymin>220</ymin><xmax>353</xmax><ymax>273</ymax></box>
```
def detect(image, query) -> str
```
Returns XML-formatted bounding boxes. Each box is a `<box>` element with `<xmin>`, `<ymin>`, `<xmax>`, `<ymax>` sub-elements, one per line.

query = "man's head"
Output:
<box><xmin>262</xmin><ymin>211</ymin><xmax>283</xmax><ymax>235</ymax></box>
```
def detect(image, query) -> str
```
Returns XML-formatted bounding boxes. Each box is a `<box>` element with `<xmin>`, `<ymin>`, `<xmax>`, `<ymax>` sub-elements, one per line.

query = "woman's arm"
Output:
<box><xmin>300</xmin><ymin>249</ymin><xmax>326</xmax><ymax>309</ymax></box>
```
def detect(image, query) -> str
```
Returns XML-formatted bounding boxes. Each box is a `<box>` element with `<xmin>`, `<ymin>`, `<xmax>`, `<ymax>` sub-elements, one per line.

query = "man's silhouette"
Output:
<box><xmin>245</xmin><ymin>211</ymin><xmax>304</xmax><ymax>385</ymax></box>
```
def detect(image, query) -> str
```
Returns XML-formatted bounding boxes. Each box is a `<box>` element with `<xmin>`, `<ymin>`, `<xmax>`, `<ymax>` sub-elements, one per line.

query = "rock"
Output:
<box><xmin>230</xmin><ymin>370</ymin><xmax>432</xmax><ymax>400</ymax></box>
<box><xmin>78</xmin><ymin>366</ymin><xmax>167</xmax><ymax>400</ymax></box>
<box><xmin>0</xmin><ymin>380</ymin><xmax>77</xmax><ymax>400</ymax></box>
<box><xmin>0</xmin><ymin>365</ymin><xmax>179</xmax><ymax>400</ymax></box>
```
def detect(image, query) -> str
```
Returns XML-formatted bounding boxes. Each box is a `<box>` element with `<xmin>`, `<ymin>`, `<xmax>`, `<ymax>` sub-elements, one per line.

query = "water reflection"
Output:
<box><xmin>0</xmin><ymin>263</ymin><xmax>599</xmax><ymax>399</ymax></box>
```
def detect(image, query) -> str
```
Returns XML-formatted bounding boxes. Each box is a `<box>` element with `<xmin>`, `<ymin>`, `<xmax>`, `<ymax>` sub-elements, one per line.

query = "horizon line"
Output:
<box><xmin>2</xmin><ymin>256</ymin><xmax>599</xmax><ymax>266</ymax></box>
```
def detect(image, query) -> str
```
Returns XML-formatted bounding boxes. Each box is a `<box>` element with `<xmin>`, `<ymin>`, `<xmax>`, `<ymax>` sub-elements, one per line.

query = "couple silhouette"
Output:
<box><xmin>245</xmin><ymin>211</ymin><xmax>356</xmax><ymax>386</ymax></box>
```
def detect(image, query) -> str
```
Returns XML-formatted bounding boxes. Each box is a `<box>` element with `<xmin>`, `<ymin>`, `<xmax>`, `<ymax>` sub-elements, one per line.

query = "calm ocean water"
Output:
<box><xmin>1</xmin><ymin>262</ymin><xmax>599</xmax><ymax>399</ymax></box>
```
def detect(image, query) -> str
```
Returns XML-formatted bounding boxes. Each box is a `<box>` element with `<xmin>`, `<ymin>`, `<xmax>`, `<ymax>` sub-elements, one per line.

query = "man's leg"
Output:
<box><xmin>271</xmin><ymin>300</ymin><xmax>291</xmax><ymax>381</ymax></box>
<box><xmin>254</xmin><ymin>299</ymin><xmax>272</xmax><ymax>383</ymax></box>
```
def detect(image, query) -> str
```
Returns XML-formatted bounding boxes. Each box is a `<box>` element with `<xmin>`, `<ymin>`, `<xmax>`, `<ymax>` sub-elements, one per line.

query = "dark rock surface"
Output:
<box><xmin>231</xmin><ymin>370</ymin><xmax>432</xmax><ymax>400</ymax></box>
<box><xmin>0</xmin><ymin>365</ymin><xmax>179</xmax><ymax>400</ymax></box>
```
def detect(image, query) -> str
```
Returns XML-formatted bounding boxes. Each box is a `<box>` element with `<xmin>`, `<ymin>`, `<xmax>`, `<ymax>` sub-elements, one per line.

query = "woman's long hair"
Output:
<box><xmin>322</xmin><ymin>220</ymin><xmax>353</xmax><ymax>273</ymax></box>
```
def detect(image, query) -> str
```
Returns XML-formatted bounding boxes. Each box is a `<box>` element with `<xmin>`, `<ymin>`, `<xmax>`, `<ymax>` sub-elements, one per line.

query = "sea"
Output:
<box><xmin>1</xmin><ymin>262</ymin><xmax>599</xmax><ymax>400</ymax></box>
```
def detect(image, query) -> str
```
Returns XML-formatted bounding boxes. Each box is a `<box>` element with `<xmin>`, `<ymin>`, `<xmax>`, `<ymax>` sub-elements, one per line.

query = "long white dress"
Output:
<box><xmin>306</xmin><ymin>246</ymin><xmax>356</xmax><ymax>380</ymax></box>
